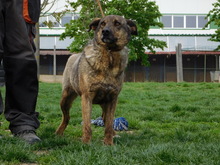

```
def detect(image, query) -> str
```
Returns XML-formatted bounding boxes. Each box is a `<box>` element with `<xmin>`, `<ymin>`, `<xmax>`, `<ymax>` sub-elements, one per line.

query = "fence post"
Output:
<box><xmin>53</xmin><ymin>37</ymin><xmax>57</xmax><ymax>79</ymax></box>
<box><xmin>204</xmin><ymin>54</ymin><xmax>206</xmax><ymax>82</ymax></box>
<box><xmin>176</xmin><ymin>43</ymin><xmax>183</xmax><ymax>82</ymax></box>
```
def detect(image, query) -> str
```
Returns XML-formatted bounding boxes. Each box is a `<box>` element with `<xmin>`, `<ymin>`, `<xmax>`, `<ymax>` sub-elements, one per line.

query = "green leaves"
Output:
<box><xmin>60</xmin><ymin>0</ymin><xmax>167</xmax><ymax>65</ymax></box>
<box><xmin>205</xmin><ymin>0</ymin><xmax>220</xmax><ymax>50</ymax></box>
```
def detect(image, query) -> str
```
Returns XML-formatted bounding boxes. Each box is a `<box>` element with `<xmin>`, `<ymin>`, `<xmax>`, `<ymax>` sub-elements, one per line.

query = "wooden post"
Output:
<box><xmin>204</xmin><ymin>54</ymin><xmax>206</xmax><ymax>82</ymax></box>
<box><xmin>215</xmin><ymin>55</ymin><xmax>218</xmax><ymax>71</ymax></box>
<box><xmin>133</xmin><ymin>62</ymin><xmax>136</xmax><ymax>82</ymax></box>
<box><xmin>176</xmin><ymin>43</ymin><xmax>183</xmax><ymax>82</ymax></box>
<box><xmin>96</xmin><ymin>0</ymin><xmax>105</xmax><ymax>17</ymax></box>
<box><xmin>53</xmin><ymin>37</ymin><xmax>57</xmax><ymax>79</ymax></box>
<box><xmin>218</xmin><ymin>55</ymin><xmax>220</xmax><ymax>71</ymax></box>
<box><xmin>164</xmin><ymin>56</ymin><xmax>166</xmax><ymax>82</ymax></box>
<box><xmin>194</xmin><ymin>57</ymin><xmax>197</xmax><ymax>82</ymax></box>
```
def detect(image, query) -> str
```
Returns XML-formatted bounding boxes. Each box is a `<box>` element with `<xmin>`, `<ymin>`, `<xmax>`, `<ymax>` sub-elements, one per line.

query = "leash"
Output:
<box><xmin>95</xmin><ymin>0</ymin><xmax>105</xmax><ymax>17</ymax></box>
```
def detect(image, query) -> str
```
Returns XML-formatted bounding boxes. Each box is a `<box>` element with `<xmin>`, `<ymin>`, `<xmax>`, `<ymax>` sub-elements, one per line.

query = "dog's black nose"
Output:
<box><xmin>102</xmin><ymin>29</ymin><xmax>110</xmax><ymax>36</ymax></box>
<box><xmin>101</xmin><ymin>27</ymin><xmax>116</xmax><ymax>44</ymax></box>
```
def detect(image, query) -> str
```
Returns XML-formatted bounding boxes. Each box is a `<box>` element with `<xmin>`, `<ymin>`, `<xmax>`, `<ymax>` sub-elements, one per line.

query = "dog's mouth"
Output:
<box><xmin>101</xmin><ymin>28</ymin><xmax>118</xmax><ymax>44</ymax></box>
<box><xmin>101</xmin><ymin>36</ymin><xmax>118</xmax><ymax>44</ymax></box>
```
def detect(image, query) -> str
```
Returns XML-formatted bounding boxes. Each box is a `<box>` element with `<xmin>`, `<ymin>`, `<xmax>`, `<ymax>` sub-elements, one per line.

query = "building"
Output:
<box><xmin>39</xmin><ymin>0</ymin><xmax>219</xmax><ymax>82</ymax></box>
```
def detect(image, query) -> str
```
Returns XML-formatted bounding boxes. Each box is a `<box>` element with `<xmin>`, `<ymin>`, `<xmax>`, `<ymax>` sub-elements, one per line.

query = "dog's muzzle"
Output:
<box><xmin>101</xmin><ymin>28</ymin><xmax>117</xmax><ymax>44</ymax></box>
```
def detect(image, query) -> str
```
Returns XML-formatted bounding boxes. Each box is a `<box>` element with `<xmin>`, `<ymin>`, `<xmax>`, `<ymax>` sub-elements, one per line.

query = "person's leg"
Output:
<box><xmin>0</xmin><ymin>0</ymin><xmax>5</xmax><ymax>115</ymax></box>
<box><xmin>0</xmin><ymin>0</ymin><xmax>4</xmax><ymax>58</ymax></box>
<box><xmin>3</xmin><ymin>0</ymin><xmax>40</xmax><ymax>142</ymax></box>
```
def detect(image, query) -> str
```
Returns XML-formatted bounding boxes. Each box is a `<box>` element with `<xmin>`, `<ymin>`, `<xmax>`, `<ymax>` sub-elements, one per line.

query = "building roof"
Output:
<box><xmin>149</xmin><ymin>29</ymin><xmax>216</xmax><ymax>36</ymax></box>
<box><xmin>40</xmin><ymin>50</ymin><xmax>220</xmax><ymax>56</ymax></box>
<box><xmin>40</xmin><ymin>50</ymin><xmax>71</xmax><ymax>55</ymax></box>
<box><xmin>147</xmin><ymin>51</ymin><xmax>220</xmax><ymax>55</ymax></box>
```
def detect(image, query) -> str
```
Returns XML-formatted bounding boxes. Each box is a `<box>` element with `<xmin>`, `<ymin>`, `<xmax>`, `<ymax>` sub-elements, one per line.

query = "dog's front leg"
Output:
<box><xmin>81</xmin><ymin>94</ymin><xmax>92</xmax><ymax>144</ymax></box>
<box><xmin>56</xmin><ymin>88</ymin><xmax>77</xmax><ymax>135</ymax></box>
<box><xmin>101</xmin><ymin>98</ymin><xmax>117</xmax><ymax>145</ymax></box>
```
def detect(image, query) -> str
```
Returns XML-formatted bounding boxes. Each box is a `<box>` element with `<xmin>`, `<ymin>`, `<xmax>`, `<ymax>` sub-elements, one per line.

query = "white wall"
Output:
<box><xmin>44</xmin><ymin>0</ymin><xmax>216</xmax><ymax>14</ymax></box>
<box><xmin>41</xmin><ymin>0</ymin><xmax>75</xmax><ymax>13</ymax></box>
<box><xmin>40</xmin><ymin>36</ymin><xmax>73</xmax><ymax>49</ymax></box>
<box><xmin>40</xmin><ymin>0</ymin><xmax>218</xmax><ymax>51</ymax></box>
<box><xmin>154</xmin><ymin>0</ymin><xmax>216</xmax><ymax>14</ymax></box>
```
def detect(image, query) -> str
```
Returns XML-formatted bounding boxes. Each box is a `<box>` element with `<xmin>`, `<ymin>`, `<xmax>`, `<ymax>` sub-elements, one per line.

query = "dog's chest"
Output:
<box><xmin>90</xmin><ymin>83</ymin><xmax>120</xmax><ymax>104</ymax></box>
<box><xmin>85</xmin><ymin>46</ymin><xmax>128</xmax><ymax>78</ymax></box>
<box><xmin>81</xmin><ymin>44</ymin><xmax>128</xmax><ymax>103</ymax></box>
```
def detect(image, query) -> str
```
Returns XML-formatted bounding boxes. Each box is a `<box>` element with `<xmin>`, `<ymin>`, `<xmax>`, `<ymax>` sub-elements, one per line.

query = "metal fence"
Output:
<box><xmin>39</xmin><ymin>53</ymin><xmax>219</xmax><ymax>83</ymax></box>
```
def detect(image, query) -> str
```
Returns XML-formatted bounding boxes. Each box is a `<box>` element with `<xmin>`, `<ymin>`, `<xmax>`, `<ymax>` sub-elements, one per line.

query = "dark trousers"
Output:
<box><xmin>0</xmin><ymin>0</ymin><xmax>40</xmax><ymax>134</ymax></box>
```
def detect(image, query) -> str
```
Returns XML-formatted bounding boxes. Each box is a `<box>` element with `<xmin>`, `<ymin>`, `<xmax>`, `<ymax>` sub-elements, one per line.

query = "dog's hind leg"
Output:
<box><xmin>55</xmin><ymin>87</ymin><xmax>77</xmax><ymax>135</ymax></box>
<box><xmin>81</xmin><ymin>94</ymin><xmax>92</xmax><ymax>144</ymax></box>
<box><xmin>101</xmin><ymin>98</ymin><xmax>118</xmax><ymax>145</ymax></box>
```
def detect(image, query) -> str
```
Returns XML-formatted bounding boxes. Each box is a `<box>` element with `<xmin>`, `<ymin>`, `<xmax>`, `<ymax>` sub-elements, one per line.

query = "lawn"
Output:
<box><xmin>0</xmin><ymin>82</ymin><xmax>220</xmax><ymax>164</ymax></box>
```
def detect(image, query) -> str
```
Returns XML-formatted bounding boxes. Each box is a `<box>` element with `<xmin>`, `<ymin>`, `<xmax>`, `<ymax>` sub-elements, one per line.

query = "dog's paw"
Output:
<box><xmin>82</xmin><ymin>136</ymin><xmax>91</xmax><ymax>144</ymax></box>
<box><xmin>55</xmin><ymin>129</ymin><xmax>64</xmax><ymax>136</ymax></box>
<box><xmin>103</xmin><ymin>138</ymin><xmax>114</xmax><ymax>145</ymax></box>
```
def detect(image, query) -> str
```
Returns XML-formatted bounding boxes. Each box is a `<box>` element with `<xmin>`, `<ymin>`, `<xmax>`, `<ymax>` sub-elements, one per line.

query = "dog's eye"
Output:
<box><xmin>114</xmin><ymin>21</ymin><xmax>121</xmax><ymax>26</ymax></box>
<box><xmin>101</xmin><ymin>22</ymin><xmax>106</xmax><ymax>27</ymax></box>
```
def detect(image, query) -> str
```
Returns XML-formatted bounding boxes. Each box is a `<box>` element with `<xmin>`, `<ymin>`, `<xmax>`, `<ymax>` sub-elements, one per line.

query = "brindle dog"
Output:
<box><xmin>55</xmin><ymin>15</ymin><xmax>137</xmax><ymax>145</ymax></box>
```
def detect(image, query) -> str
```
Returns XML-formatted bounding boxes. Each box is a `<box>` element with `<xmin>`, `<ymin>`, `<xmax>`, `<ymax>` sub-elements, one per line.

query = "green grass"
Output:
<box><xmin>1</xmin><ymin>82</ymin><xmax>220</xmax><ymax>164</ymax></box>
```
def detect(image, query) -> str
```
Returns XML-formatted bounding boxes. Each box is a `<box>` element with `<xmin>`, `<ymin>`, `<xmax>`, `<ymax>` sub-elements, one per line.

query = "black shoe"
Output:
<box><xmin>15</xmin><ymin>130</ymin><xmax>41</xmax><ymax>144</ymax></box>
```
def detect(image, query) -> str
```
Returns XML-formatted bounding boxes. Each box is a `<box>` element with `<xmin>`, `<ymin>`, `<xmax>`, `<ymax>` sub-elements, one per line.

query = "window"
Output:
<box><xmin>173</xmin><ymin>16</ymin><xmax>184</xmax><ymax>28</ymax></box>
<box><xmin>61</xmin><ymin>14</ymin><xmax>73</xmax><ymax>27</ymax></box>
<box><xmin>186</xmin><ymin>16</ymin><xmax>196</xmax><ymax>28</ymax></box>
<box><xmin>161</xmin><ymin>15</ymin><xmax>209</xmax><ymax>29</ymax></box>
<box><xmin>39</xmin><ymin>13</ymin><xmax>80</xmax><ymax>28</ymax></box>
<box><xmin>39</xmin><ymin>16</ymin><xmax>47</xmax><ymax>27</ymax></box>
<box><xmin>198</xmin><ymin>16</ymin><xmax>208</xmax><ymax>28</ymax></box>
<box><xmin>48</xmin><ymin>15</ymin><xmax>59</xmax><ymax>27</ymax></box>
<box><xmin>161</xmin><ymin>16</ymin><xmax>172</xmax><ymax>28</ymax></box>
<box><xmin>74</xmin><ymin>14</ymin><xmax>80</xmax><ymax>20</ymax></box>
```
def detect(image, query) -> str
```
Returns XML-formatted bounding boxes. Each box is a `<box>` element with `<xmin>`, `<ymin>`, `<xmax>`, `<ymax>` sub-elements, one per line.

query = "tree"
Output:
<box><xmin>41</xmin><ymin>0</ymin><xmax>57</xmax><ymax>16</ymax></box>
<box><xmin>205</xmin><ymin>0</ymin><xmax>220</xmax><ymax>50</ymax></box>
<box><xmin>41</xmin><ymin>0</ymin><xmax>68</xmax><ymax>27</ymax></box>
<box><xmin>60</xmin><ymin>0</ymin><xmax>167</xmax><ymax>65</ymax></box>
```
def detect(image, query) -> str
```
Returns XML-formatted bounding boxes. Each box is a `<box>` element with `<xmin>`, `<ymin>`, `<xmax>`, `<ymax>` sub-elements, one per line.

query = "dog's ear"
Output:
<box><xmin>88</xmin><ymin>18</ymin><xmax>101</xmax><ymax>32</ymax></box>
<box><xmin>126</xmin><ymin>20</ymin><xmax>138</xmax><ymax>35</ymax></box>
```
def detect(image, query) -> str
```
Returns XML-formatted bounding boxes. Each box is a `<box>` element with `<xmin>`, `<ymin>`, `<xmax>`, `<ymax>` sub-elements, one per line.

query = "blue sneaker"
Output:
<box><xmin>91</xmin><ymin>117</ymin><xmax>104</xmax><ymax>127</ymax></box>
<box><xmin>113</xmin><ymin>117</ymin><xmax>128</xmax><ymax>131</ymax></box>
<box><xmin>91</xmin><ymin>117</ymin><xmax>128</xmax><ymax>131</ymax></box>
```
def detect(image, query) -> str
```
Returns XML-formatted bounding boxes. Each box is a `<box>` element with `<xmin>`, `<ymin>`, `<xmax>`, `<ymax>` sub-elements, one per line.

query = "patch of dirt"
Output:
<box><xmin>39</xmin><ymin>75</ymin><xmax>63</xmax><ymax>83</ymax></box>
<box><xmin>34</xmin><ymin>150</ymin><xmax>50</xmax><ymax>155</ymax></box>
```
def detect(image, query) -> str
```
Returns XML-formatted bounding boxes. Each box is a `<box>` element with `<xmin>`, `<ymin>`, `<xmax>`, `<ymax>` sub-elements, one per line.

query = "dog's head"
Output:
<box><xmin>89</xmin><ymin>15</ymin><xmax>137</xmax><ymax>51</ymax></box>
